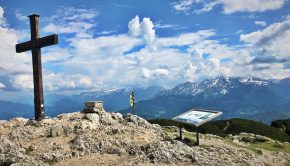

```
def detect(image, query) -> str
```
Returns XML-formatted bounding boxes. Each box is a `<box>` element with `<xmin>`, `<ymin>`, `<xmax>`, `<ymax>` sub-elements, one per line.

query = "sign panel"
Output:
<box><xmin>172</xmin><ymin>109</ymin><xmax>222</xmax><ymax>127</ymax></box>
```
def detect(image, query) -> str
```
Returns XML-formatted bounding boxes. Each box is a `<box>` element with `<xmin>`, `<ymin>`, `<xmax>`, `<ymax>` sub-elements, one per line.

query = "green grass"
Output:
<box><xmin>249</xmin><ymin>142</ymin><xmax>290</xmax><ymax>154</ymax></box>
<box><xmin>149</xmin><ymin>118</ymin><xmax>290</xmax><ymax>142</ymax></box>
<box><xmin>162</xmin><ymin>125</ymin><xmax>290</xmax><ymax>155</ymax></box>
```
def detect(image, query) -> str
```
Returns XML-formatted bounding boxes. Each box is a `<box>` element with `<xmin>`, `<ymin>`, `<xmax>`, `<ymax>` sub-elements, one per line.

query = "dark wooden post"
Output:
<box><xmin>179</xmin><ymin>125</ymin><xmax>183</xmax><ymax>140</ymax></box>
<box><xmin>195</xmin><ymin>127</ymin><xmax>199</xmax><ymax>146</ymax></box>
<box><xmin>15</xmin><ymin>14</ymin><xmax>58</xmax><ymax>120</ymax></box>
<box><xmin>30</xmin><ymin>15</ymin><xmax>44</xmax><ymax>120</ymax></box>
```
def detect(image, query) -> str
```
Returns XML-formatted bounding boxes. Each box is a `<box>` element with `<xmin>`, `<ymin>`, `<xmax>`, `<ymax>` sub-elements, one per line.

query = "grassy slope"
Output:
<box><xmin>148</xmin><ymin>118</ymin><xmax>290</xmax><ymax>142</ymax></box>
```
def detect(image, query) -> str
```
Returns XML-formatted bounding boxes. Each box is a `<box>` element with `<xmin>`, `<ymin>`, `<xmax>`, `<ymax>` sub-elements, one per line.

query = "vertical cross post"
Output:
<box><xmin>30</xmin><ymin>15</ymin><xmax>44</xmax><ymax>120</ymax></box>
<box><xmin>15</xmin><ymin>14</ymin><xmax>58</xmax><ymax>120</ymax></box>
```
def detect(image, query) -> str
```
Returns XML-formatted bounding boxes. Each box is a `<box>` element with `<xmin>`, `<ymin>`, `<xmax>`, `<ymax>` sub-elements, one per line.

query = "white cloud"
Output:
<box><xmin>0</xmin><ymin>6</ymin><xmax>3</xmax><ymax>18</ymax></box>
<box><xmin>128</xmin><ymin>16</ymin><xmax>156</xmax><ymax>50</ymax></box>
<box><xmin>171</xmin><ymin>0</ymin><xmax>194</xmax><ymax>13</ymax></box>
<box><xmin>219</xmin><ymin>0</ymin><xmax>286</xmax><ymax>14</ymax></box>
<box><xmin>43</xmin><ymin>7</ymin><xmax>98</xmax><ymax>38</ymax></box>
<box><xmin>1</xmin><ymin>5</ymin><xmax>290</xmax><ymax>93</ymax></box>
<box><xmin>9</xmin><ymin>72</ymin><xmax>101</xmax><ymax>91</ymax></box>
<box><xmin>15</xmin><ymin>9</ymin><xmax>26</xmax><ymax>21</ymax></box>
<box><xmin>97</xmin><ymin>30</ymin><xmax>116</xmax><ymax>35</ymax></box>
<box><xmin>241</xmin><ymin>16</ymin><xmax>290</xmax><ymax>58</ymax></box>
<box><xmin>155</xmin><ymin>23</ymin><xmax>178</xmax><ymax>29</ymax></box>
<box><xmin>128</xmin><ymin>15</ymin><xmax>141</xmax><ymax>37</ymax></box>
<box><xmin>0</xmin><ymin>7</ymin><xmax>32</xmax><ymax>77</ymax></box>
<box><xmin>0</xmin><ymin>82</ymin><xmax>5</xmax><ymax>89</ymax></box>
<box><xmin>140</xmin><ymin>17</ymin><xmax>156</xmax><ymax>48</ymax></box>
<box><xmin>255</xmin><ymin>21</ymin><xmax>267</xmax><ymax>27</ymax></box>
<box><xmin>194</xmin><ymin>1</ymin><xmax>218</xmax><ymax>14</ymax></box>
<box><xmin>0</xmin><ymin>6</ymin><xmax>5</xmax><ymax>25</ymax></box>
<box><xmin>156</xmin><ymin>30</ymin><xmax>215</xmax><ymax>47</ymax></box>
<box><xmin>44</xmin><ymin>73</ymin><xmax>101</xmax><ymax>91</ymax></box>
<box><xmin>141</xmin><ymin>68</ymin><xmax>169</xmax><ymax>78</ymax></box>
<box><xmin>171</xmin><ymin>0</ymin><xmax>286</xmax><ymax>14</ymax></box>
<box><xmin>0</xmin><ymin>6</ymin><xmax>103</xmax><ymax>92</ymax></box>
<box><xmin>11</xmin><ymin>74</ymin><xmax>34</xmax><ymax>90</ymax></box>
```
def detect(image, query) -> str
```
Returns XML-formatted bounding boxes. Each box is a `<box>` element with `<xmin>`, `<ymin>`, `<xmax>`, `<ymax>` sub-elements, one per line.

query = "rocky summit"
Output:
<box><xmin>0</xmin><ymin>109</ymin><xmax>289</xmax><ymax>165</ymax></box>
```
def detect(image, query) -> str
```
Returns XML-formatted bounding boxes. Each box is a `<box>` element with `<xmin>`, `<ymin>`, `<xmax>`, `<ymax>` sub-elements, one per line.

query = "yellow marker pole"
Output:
<box><xmin>130</xmin><ymin>91</ymin><xmax>135</xmax><ymax>115</ymax></box>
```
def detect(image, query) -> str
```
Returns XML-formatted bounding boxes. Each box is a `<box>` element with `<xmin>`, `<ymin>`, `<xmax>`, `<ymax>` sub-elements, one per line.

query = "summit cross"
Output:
<box><xmin>15</xmin><ymin>14</ymin><xmax>58</xmax><ymax>120</ymax></box>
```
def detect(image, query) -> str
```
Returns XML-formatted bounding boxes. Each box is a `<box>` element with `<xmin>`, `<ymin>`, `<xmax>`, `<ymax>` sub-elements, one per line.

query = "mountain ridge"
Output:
<box><xmin>120</xmin><ymin>76</ymin><xmax>290</xmax><ymax>124</ymax></box>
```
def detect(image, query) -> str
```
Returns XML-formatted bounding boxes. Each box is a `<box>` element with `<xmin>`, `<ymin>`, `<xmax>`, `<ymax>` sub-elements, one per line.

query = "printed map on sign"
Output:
<box><xmin>173</xmin><ymin>109</ymin><xmax>222</xmax><ymax>127</ymax></box>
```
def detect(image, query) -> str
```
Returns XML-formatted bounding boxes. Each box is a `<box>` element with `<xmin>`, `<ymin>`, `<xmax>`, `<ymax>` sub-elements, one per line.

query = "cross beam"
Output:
<box><xmin>15</xmin><ymin>14</ymin><xmax>58</xmax><ymax>120</ymax></box>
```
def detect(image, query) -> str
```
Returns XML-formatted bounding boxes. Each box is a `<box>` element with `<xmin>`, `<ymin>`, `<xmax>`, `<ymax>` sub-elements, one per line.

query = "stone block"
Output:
<box><xmin>82</xmin><ymin>101</ymin><xmax>104</xmax><ymax>113</ymax></box>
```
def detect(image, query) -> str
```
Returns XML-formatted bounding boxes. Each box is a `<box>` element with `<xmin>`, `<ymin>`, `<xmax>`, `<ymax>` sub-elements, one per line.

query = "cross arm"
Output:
<box><xmin>16</xmin><ymin>34</ymin><xmax>58</xmax><ymax>53</ymax></box>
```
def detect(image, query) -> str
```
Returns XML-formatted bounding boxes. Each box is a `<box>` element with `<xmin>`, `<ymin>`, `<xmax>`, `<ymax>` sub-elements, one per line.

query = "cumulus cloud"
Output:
<box><xmin>128</xmin><ymin>16</ymin><xmax>156</xmax><ymax>49</ymax></box>
<box><xmin>0</xmin><ymin>7</ymin><xmax>32</xmax><ymax>76</ymax></box>
<box><xmin>240</xmin><ymin>16</ymin><xmax>290</xmax><ymax>59</ymax></box>
<box><xmin>171</xmin><ymin>0</ymin><xmax>286</xmax><ymax>14</ymax></box>
<box><xmin>0</xmin><ymin>6</ymin><xmax>5</xmax><ymax>25</ymax></box>
<box><xmin>0</xmin><ymin>6</ymin><xmax>105</xmax><ymax>92</ymax></box>
<box><xmin>128</xmin><ymin>16</ymin><xmax>141</xmax><ymax>37</ymax></box>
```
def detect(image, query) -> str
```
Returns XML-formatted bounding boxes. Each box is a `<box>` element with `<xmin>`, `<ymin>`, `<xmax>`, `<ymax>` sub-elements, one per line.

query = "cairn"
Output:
<box><xmin>82</xmin><ymin>101</ymin><xmax>104</xmax><ymax>113</ymax></box>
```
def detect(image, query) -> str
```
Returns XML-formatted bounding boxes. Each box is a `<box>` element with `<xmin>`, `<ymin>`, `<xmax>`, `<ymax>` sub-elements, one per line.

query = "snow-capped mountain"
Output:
<box><xmin>159</xmin><ymin>76</ymin><xmax>276</xmax><ymax>97</ymax></box>
<box><xmin>120</xmin><ymin>76</ymin><xmax>290</xmax><ymax>124</ymax></box>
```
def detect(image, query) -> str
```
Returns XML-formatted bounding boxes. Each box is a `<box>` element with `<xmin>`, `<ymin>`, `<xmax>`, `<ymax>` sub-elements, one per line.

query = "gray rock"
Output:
<box><xmin>99</xmin><ymin>112</ymin><xmax>116</xmax><ymax>125</ymax></box>
<box><xmin>254</xmin><ymin>135</ymin><xmax>268</xmax><ymax>142</ymax></box>
<box><xmin>50</xmin><ymin>126</ymin><xmax>63</xmax><ymax>137</ymax></box>
<box><xmin>141</xmin><ymin>140</ymin><xmax>195</xmax><ymax>164</ymax></box>
<box><xmin>84</xmin><ymin>113</ymin><xmax>100</xmax><ymax>125</ymax></box>
<box><xmin>82</xmin><ymin>101</ymin><xmax>104</xmax><ymax>114</ymax></box>
<box><xmin>124</xmin><ymin>114</ymin><xmax>150</xmax><ymax>128</ymax></box>
<box><xmin>111</xmin><ymin>112</ymin><xmax>123</xmax><ymax>120</ymax></box>
<box><xmin>233</xmin><ymin>138</ymin><xmax>240</xmax><ymax>144</ymax></box>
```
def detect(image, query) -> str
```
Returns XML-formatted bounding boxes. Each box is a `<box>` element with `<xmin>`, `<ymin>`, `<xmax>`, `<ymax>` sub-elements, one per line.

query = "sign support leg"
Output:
<box><xmin>195</xmin><ymin>127</ymin><xmax>199</xmax><ymax>146</ymax></box>
<box><xmin>179</xmin><ymin>125</ymin><xmax>183</xmax><ymax>140</ymax></box>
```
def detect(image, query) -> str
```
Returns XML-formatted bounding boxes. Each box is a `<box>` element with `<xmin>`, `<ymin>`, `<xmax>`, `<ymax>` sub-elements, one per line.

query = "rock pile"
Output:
<box><xmin>0</xmin><ymin>106</ymin><xmax>289</xmax><ymax>166</ymax></box>
<box><xmin>0</xmin><ymin>106</ymin><xmax>196</xmax><ymax>165</ymax></box>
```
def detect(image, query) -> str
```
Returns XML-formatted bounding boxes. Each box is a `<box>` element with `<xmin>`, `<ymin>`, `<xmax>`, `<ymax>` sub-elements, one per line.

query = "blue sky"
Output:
<box><xmin>0</xmin><ymin>0</ymin><xmax>290</xmax><ymax>102</ymax></box>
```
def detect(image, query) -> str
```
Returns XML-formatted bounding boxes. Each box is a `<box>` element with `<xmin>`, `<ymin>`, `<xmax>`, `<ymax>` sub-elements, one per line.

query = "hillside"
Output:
<box><xmin>271</xmin><ymin>118</ymin><xmax>290</xmax><ymax>136</ymax></box>
<box><xmin>0</xmin><ymin>110</ymin><xmax>290</xmax><ymax>165</ymax></box>
<box><xmin>149</xmin><ymin>118</ymin><xmax>290</xmax><ymax>142</ymax></box>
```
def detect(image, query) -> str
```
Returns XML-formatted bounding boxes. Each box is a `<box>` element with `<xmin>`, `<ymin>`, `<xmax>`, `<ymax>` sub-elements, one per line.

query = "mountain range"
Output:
<box><xmin>0</xmin><ymin>86</ymin><xmax>164</xmax><ymax>119</ymax></box>
<box><xmin>1</xmin><ymin>76</ymin><xmax>290</xmax><ymax>124</ymax></box>
<box><xmin>121</xmin><ymin>76</ymin><xmax>290</xmax><ymax>124</ymax></box>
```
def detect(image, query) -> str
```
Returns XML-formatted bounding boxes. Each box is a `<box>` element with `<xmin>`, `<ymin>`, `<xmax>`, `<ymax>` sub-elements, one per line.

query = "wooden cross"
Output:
<box><xmin>16</xmin><ymin>14</ymin><xmax>58</xmax><ymax>120</ymax></box>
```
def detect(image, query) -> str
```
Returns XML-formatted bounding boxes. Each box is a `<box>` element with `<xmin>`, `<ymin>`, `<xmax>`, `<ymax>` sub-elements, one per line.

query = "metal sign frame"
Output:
<box><xmin>172</xmin><ymin>108</ymin><xmax>222</xmax><ymax>146</ymax></box>
<box><xmin>173</xmin><ymin>108</ymin><xmax>222</xmax><ymax>127</ymax></box>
